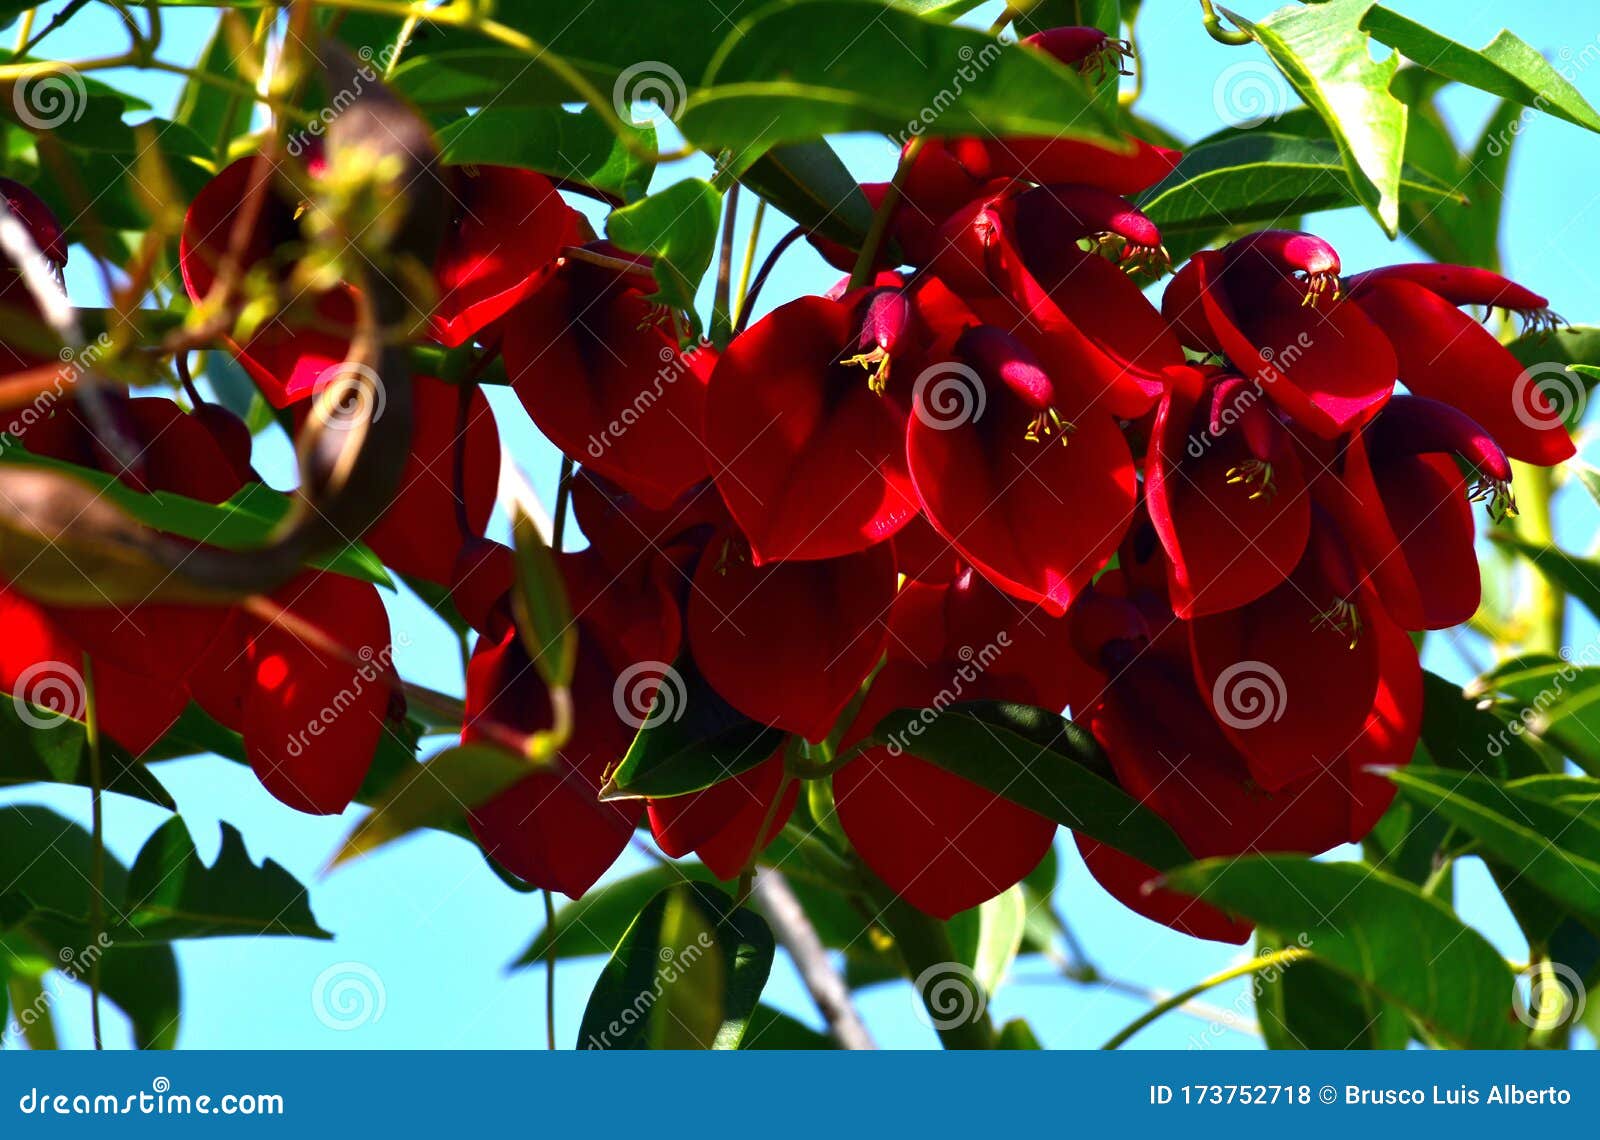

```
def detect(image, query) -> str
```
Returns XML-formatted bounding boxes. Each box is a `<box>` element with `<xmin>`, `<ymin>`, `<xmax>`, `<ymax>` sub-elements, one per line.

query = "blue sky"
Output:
<box><xmin>3</xmin><ymin>0</ymin><xmax>1598</xmax><ymax>1050</ymax></box>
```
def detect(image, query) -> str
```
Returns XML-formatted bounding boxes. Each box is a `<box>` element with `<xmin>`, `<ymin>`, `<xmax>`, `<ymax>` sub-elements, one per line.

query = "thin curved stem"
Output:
<box><xmin>734</xmin><ymin>226</ymin><xmax>804</xmax><ymax>334</ymax></box>
<box><xmin>847</xmin><ymin>136</ymin><xmax>921</xmax><ymax>291</ymax></box>
<box><xmin>543</xmin><ymin>889</ymin><xmax>558</xmax><ymax>1050</ymax></box>
<box><xmin>1198</xmin><ymin>0</ymin><xmax>1253</xmax><ymax>46</ymax></box>
<box><xmin>1100</xmin><ymin>947</ymin><xmax>1309</xmax><ymax>1049</ymax></box>
<box><xmin>82</xmin><ymin>653</ymin><xmax>105</xmax><ymax>1051</ymax></box>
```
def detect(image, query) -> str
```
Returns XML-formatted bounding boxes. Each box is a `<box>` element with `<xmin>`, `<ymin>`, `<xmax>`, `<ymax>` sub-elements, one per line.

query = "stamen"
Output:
<box><xmin>1080</xmin><ymin>37</ymin><xmax>1136</xmax><ymax>82</ymax></box>
<box><xmin>1299</xmin><ymin>270</ymin><xmax>1341</xmax><ymax>307</ymax></box>
<box><xmin>1313</xmin><ymin>598</ymin><xmax>1363</xmax><ymax>650</ymax></box>
<box><xmin>1515</xmin><ymin>306</ymin><xmax>1566</xmax><ymax>337</ymax></box>
<box><xmin>1025</xmin><ymin>407</ymin><xmax>1074</xmax><ymax>446</ymax></box>
<box><xmin>1225</xmin><ymin>459</ymin><xmax>1277</xmax><ymax>501</ymax></box>
<box><xmin>1469</xmin><ymin>476</ymin><xmax>1518</xmax><ymax>524</ymax></box>
<box><xmin>841</xmin><ymin>347</ymin><xmax>892</xmax><ymax>395</ymax></box>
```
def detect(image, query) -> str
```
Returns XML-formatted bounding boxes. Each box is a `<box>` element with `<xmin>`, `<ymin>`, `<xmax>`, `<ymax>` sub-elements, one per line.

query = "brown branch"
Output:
<box><xmin>752</xmin><ymin>870</ymin><xmax>876</xmax><ymax>1050</ymax></box>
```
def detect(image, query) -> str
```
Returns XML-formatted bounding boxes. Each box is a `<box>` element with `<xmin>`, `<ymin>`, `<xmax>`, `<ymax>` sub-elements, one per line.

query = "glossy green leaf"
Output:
<box><xmin>606</xmin><ymin>177</ymin><xmax>723</xmax><ymax>320</ymax></box>
<box><xmin>577</xmin><ymin>882</ymin><xmax>774</xmax><ymax>1050</ymax></box>
<box><xmin>603</xmin><ymin>658</ymin><xmax>784</xmax><ymax>799</ymax></box>
<box><xmin>946</xmin><ymin>883</ymin><xmax>1025</xmax><ymax>995</ymax></box>
<box><xmin>1221</xmin><ymin>0</ymin><xmax>1406</xmax><ymax>235</ymax></box>
<box><xmin>1396</xmin><ymin>85</ymin><xmax>1517</xmax><ymax>270</ymax></box>
<box><xmin>0</xmin><ymin>691</ymin><xmax>173</xmax><ymax>808</ymax></box>
<box><xmin>1363</xmin><ymin>7</ymin><xmax>1600</xmax><ymax>133</ymax></box>
<box><xmin>123</xmin><ymin>819</ymin><xmax>329</xmax><ymax>940</ymax></box>
<box><xmin>740</xmin><ymin>1004</ymin><xmax>837</xmax><ymax>1048</ymax></box>
<box><xmin>1389</xmin><ymin>766</ymin><xmax>1600</xmax><ymax>929</ymax></box>
<box><xmin>438</xmin><ymin>106</ymin><xmax>656</xmax><ymax>202</ymax></box>
<box><xmin>1255</xmin><ymin>927</ymin><xmax>1409</xmax><ymax>1049</ymax></box>
<box><xmin>332</xmin><ymin>744</ymin><xmax>539</xmax><ymax>868</ymax></box>
<box><xmin>1137</xmin><ymin>131</ymin><xmax>1457</xmax><ymax>233</ymax></box>
<box><xmin>730</xmin><ymin>140</ymin><xmax>875</xmax><ymax>248</ymax></box>
<box><xmin>867</xmin><ymin>701</ymin><xmax>1190</xmax><ymax>870</ymax></box>
<box><xmin>1468</xmin><ymin>657</ymin><xmax>1600</xmax><ymax>774</ymax></box>
<box><xmin>1420</xmin><ymin>669</ymin><xmax>1548</xmax><ymax>781</ymax></box>
<box><xmin>1163</xmin><ymin>856</ymin><xmax>1523</xmax><ymax>1048</ymax></box>
<box><xmin>517</xmin><ymin>863</ymin><xmax>717</xmax><ymax>966</ymax></box>
<box><xmin>679</xmin><ymin>0</ymin><xmax>1121</xmax><ymax>156</ymax></box>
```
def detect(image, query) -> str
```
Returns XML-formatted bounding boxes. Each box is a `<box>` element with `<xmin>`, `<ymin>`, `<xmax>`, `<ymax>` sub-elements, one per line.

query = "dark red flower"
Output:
<box><xmin>647</xmin><ymin>752</ymin><xmax>797</xmax><ymax>880</ymax></box>
<box><xmin>1162</xmin><ymin>230</ymin><xmax>1397</xmax><ymax>437</ymax></box>
<box><xmin>906</xmin><ymin>324</ymin><xmax>1135</xmax><ymax>615</ymax></box>
<box><xmin>1145</xmin><ymin>365</ymin><xmax>1309</xmax><ymax>618</ymax></box>
<box><xmin>703</xmin><ymin>294</ymin><xmax>918</xmax><ymax>563</ymax></box>
<box><xmin>504</xmin><ymin>246</ymin><xmax>714</xmax><ymax>511</ymax></box>
<box><xmin>1</xmin><ymin>177</ymin><xmax>67</xmax><ymax>373</ymax></box>
<box><xmin>1346</xmin><ymin>266</ymin><xmax>1575</xmax><ymax>466</ymax></box>
<box><xmin>688</xmin><ymin>530</ymin><xmax>894</xmax><ymax>742</ymax></box>
<box><xmin>430</xmin><ymin>166</ymin><xmax>585</xmax><ymax>348</ymax></box>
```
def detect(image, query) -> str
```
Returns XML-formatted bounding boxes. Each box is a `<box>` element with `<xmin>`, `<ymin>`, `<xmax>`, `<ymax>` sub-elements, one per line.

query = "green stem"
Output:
<box><xmin>732</xmin><ymin>198</ymin><xmax>766</xmax><ymax>326</ymax></box>
<box><xmin>1198</xmin><ymin>0</ymin><xmax>1253</xmax><ymax>46</ymax></box>
<box><xmin>868</xmin><ymin>880</ymin><xmax>996</xmax><ymax>1050</ymax></box>
<box><xmin>847</xmin><ymin>136</ymin><xmax>923</xmax><ymax>291</ymax></box>
<box><xmin>550</xmin><ymin>455</ymin><xmax>575</xmax><ymax>553</ymax></box>
<box><xmin>710</xmin><ymin>184</ymin><xmax>740</xmax><ymax>346</ymax></box>
<box><xmin>1515</xmin><ymin>460</ymin><xmax>1565</xmax><ymax>656</ymax></box>
<box><xmin>543</xmin><ymin>889</ymin><xmax>557</xmax><ymax>1050</ymax></box>
<box><xmin>82</xmin><ymin>653</ymin><xmax>105</xmax><ymax>1051</ymax></box>
<box><xmin>1100</xmin><ymin>947</ymin><xmax>1310</xmax><ymax>1049</ymax></box>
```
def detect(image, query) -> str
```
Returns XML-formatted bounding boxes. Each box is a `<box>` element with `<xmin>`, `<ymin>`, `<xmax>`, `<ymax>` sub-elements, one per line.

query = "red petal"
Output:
<box><xmin>647</xmin><ymin>752</ymin><xmax>795</xmax><ymax>880</ymax></box>
<box><xmin>984</xmin><ymin>137</ymin><xmax>1181</xmax><ymax>196</ymax></box>
<box><xmin>688</xmin><ymin>534</ymin><xmax>894</xmax><ymax>742</ymax></box>
<box><xmin>1076</xmin><ymin>837</ymin><xmax>1252</xmax><ymax>944</ymax></box>
<box><xmin>1353</xmin><ymin>277</ymin><xmax>1575</xmax><ymax>465</ymax></box>
<box><xmin>705</xmin><ymin>296</ymin><xmax>917</xmax><ymax>562</ymax></box>
<box><xmin>1342</xmin><ymin>610</ymin><xmax>1422</xmax><ymax>840</ymax></box>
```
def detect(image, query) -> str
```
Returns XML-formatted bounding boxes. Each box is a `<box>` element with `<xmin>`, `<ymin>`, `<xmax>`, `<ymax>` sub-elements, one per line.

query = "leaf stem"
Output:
<box><xmin>710</xmin><ymin>183</ymin><xmax>740</xmax><ymax>346</ymax></box>
<box><xmin>847</xmin><ymin>136</ymin><xmax>921</xmax><ymax>291</ymax></box>
<box><xmin>1198</xmin><ymin>0</ymin><xmax>1253</xmax><ymax>46</ymax></box>
<box><xmin>82</xmin><ymin>653</ymin><xmax>105</xmax><ymax>1051</ymax></box>
<box><xmin>1100</xmin><ymin>947</ymin><xmax>1310</xmax><ymax>1049</ymax></box>
<box><xmin>732</xmin><ymin>198</ymin><xmax>766</xmax><ymax>326</ymax></box>
<box><xmin>543</xmin><ymin>889</ymin><xmax>557</xmax><ymax>1050</ymax></box>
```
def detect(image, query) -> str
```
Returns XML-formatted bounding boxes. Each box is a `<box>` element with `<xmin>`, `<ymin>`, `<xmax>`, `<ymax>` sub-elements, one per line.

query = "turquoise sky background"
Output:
<box><xmin>3</xmin><ymin>0</ymin><xmax>1598</xmax><ymax>1050</ymax></box>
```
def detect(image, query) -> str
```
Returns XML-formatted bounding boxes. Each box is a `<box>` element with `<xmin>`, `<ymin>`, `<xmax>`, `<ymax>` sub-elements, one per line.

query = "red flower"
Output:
<box><xmin>687</xmin><ymin>529</ymin><xmax>894</xmax><ymax>742</ymax></box>
<box><xmin>505</xmin><ymin>245</ymin><xmax>715</xmax><ymax>511</ymax></box>
<box><xmin>703</xmin><ymin>294</ymin><xmax>917</xmax><ymax>562</ymax></box>
<box><xmin>906</xmin><ymin>324</ymin><xmax>1135</xmax><ymax>615</ymax></box>
<box><xmin>647</xmin><ymin>752</ymin><xmax>797</xmax><ymax>880</ymax></box>
<box><xmin>1</xmin><ymin>177</ymin><xmax>68</xmax><ymax>373</ymax></box>
<box><xmin>1162</xmin><ymin>230</ymin><xmax>1397</xmax><ymax>437</ymax></box>
<box><xmin>1145</xmin><ymin>365</ymin><xmax>1309</xmax><ymax>618</ymax></box>
<box><xmin>1346</xmin><ymin>265</ymin><xmax>1575</xmax><ymax>466</ymax></box>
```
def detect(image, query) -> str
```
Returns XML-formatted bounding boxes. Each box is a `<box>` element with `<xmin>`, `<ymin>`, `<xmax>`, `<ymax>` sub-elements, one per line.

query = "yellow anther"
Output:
<box><xmin>841</xmin><ymin>347</ymin><xmax>892</xmax><ymax>395</ymax></box>
<box><xmin>1313</xmin><ymin>598</ymin><xmax>1363</xmax><ymax>650</ymax></box>
<box><xmin>1024</xmin><ymin>407</ymin><xmax>1074</xmax><ymax>446</ymax></box>
<box><xmin>1225</xmin><ymin>459</ymin><xmax>1277</xmax><ymax>501</ymax></box>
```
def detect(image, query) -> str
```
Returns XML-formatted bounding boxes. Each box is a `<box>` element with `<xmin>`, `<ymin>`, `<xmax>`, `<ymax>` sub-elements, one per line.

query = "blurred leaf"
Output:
<box><xmin>995</xmin><ymin>1017</ymin><xmax>1044</xmax><ymax>1049</ymax></box>
<box><xmin>946</xmin><ymin>883</ymin><xmax>1025</xmax><ymax>995</ymax></box>
<box><xmin>606</xmin><ymin>177</ymin><xmax>722</xmax><ymax>322</ymax></box>
<box><xmin>1138</xmin><ymin>131</ymin><xmax>1456</xmax><ymax>234</ymax></box>
<box><xmin>679</xmin><ymin>0</ymin><xmax>1121</xmax><ymax>155</ymax></box>
<box><xmin>438</xmin><ymin>107</ymin><xmax>656</xmax><ymax>202</ymax></box>
<box><xmin>0</xmin><ymin>693</ymin><xmax>173</xmax><ymax>808</ymax></box>
<box><xmin>123</xmin><ymin>819</ymin><xmax>330</xmax><ymax>940</ymax></box>
<box><xmin>0</xmin><ymin>451</ymin><xmax>392</xmax><ymax>588</ymax></box>
<box><xmin>174</xmin><ymin>11</ymin><xmax>257</xmax><ymax>157</ymax></box>
<box><xmin>1363</xmin><ymin>7</ymin><xmax>1600</xmax><ymax>133</ymax></box>
<box><xmin>1470</xmin><ymin>658</ymin><xmax>1600</xmax><ymax>774</ymax></box>
<box><xmin>578</xmin><ymin>882</ymin><xmax>774</xmax><ymax>1049</ymax></box>
<box><xmin>332</xmin><ymin>744</ymin><xmax>538</xmax><ymax>868</ymax></box>
<box><xmin>508</xmin><ymin>507</ymin><xmax>575</xmax><ymax>689</ymax></box>
<box><xmin>867</xmin><ymin>701</ymin><xmax>1190</xmax><ymax>870</ymax></box>
<box><xmin>1494</xmin><ymin>535</ymin><xmax>1600</xmax><ymax>627</ymax></box>
<box><xmin>740</xmin><ymin>1004</ymin><xmax>836</xmax><ymax>1048</ymax></box>
<box><xmin>1221</xmin><ymin>0</ymin><xmax>1406</xmax><ymax>235</ymax></box>
<box><xmin>1163</xmin><ymin>856</ymin><xmax>1523</xmax><ymax>1048</ymax></box>
<box><xmin>1396</xmin><ymin>89</ymin><xmax>1517</xmax><ymax>270</ymax></box>
<box><xmin>603</xmin><ymin>657</ymin><xmax>783</xmax><ymax>799</ymax></box>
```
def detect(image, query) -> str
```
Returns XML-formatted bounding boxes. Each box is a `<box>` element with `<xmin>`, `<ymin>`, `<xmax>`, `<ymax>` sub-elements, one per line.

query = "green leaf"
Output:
<box><xmin>730</xmin><ymin>140</ymin><xmax>875</xmax><ymax>248</ymax></box>
<box><xmin>0</xmin><ymin>451</ymin><xmax>392</xmax><ymax>588</ymax></box>
<box><xmin>605</xmin><ymin>177</ymin><xmax>723</xmax><ymax>321</ymax></box>
<box><xmin>508</xmin><ymin>507</ymin><xmax>576</xmax><ymax>690</ymax></box>
<box><xmin>333</xmin><ymin>744</ymin><xmax>542</xmax><ymax>868</ymax></box>
<box><xmin>946</xmin><ymin>883</ymin><xmax>1025</xmax><ymax>995</ymax></box>
<box><xmin>437</xmin><ymin>106</ymin><xmax>656</xmax><ymax>203</ymax></box>
<box><xmin>1363</xmin><ymin>7</ymin><xmax>1600</xmax><ymax>134</ymax></box>
<box><xmin>1162</xmin><ymin>856</ymin><xmax>1523</xmax><ymax>1048</ymax></box>
<box><xmin>122</xmin><ymin>819</ymin><xmax>329</xmax><ymax>940</ymax></box>
<box><xmin>995</xmin><ymin>1017</ymin><xmax>1044</xmax><ymax>1049</ymax></box>
<box><xmin>1494</xmin><ymin>535</ymin><xmax>1600</xmax><ymax>627</ymax></box>
<box><xmin>867</xmin><ymin>701</ymin><xmax>1190</xmax><ymax>870</ymax></box>
<box><xmin>1468</xmin><ymin>659</ymin><xmax>1600</xmax><ymax>775</ymax></box>
<box><xmin>1255</xmin><ymin>927</ymin><xmax>1409</xmax><ymax>1049</ymax></box>
<box><xmin>577</xmin><ymin>882</ymin><xmax>774</xmax><ymax>1050</ymax></box>
<box><xmin>679</xmin><ymin>0</ymin><xmax>1122</xmax><ymax>156</ymax></box>
<box><xmin>174</xmin><ymin>12</ymin><xmax>257</xmax><ymax>157</ymax></box>
<box><xmin>1137</xmin><ymin>131</ymin><xmax>1457</xmax><ymax>233</ymax></box>
<box><xmin>1574</xmin><ymin>464</ymin><xmax>1600</xmax><ymax>510</ymax></box>
<box><xmin>1396</xmin><ymin>86</ymin><xmax>1518</xmax><ymax>270</ymax></box>
<box><xmin>0</xmin><ymin>690</ymin><xmax>173</xmax><ymax>808</ymax></box>
<box><xmin>740</xmin><ymin>1004</ymin><xmax>837</xmax><ymax>1048</ymax></box>
<box><xmin>603</xmin><ymin>657</ymin><xmax>785</xmax><ymax>799</ymax></box>
<box><xmin>1389</xmin><ymin>766</ymin><xmax>1600</xmax><ymax>930</ymax></box>
<box><xmin>517</xmin><ymin>863</ymin><xmax>717</xmax><ymax>965</ymax></box>
<box><xmin>1221</xmin><ymin>0</ymin><xmax>1406</xmax><ymax>235</ymax></box>
<box><xmin>1420</xmin><ymin>669</ymin><xmax>1547</xmax><ymax>780</ymax></box>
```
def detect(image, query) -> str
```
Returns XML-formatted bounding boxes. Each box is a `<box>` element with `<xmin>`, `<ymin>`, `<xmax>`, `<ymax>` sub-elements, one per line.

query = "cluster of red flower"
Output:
<box><xmin>0</xmin><ymin>25</ymin><xmax>1572</xmax><ymax>939</ymax></box>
